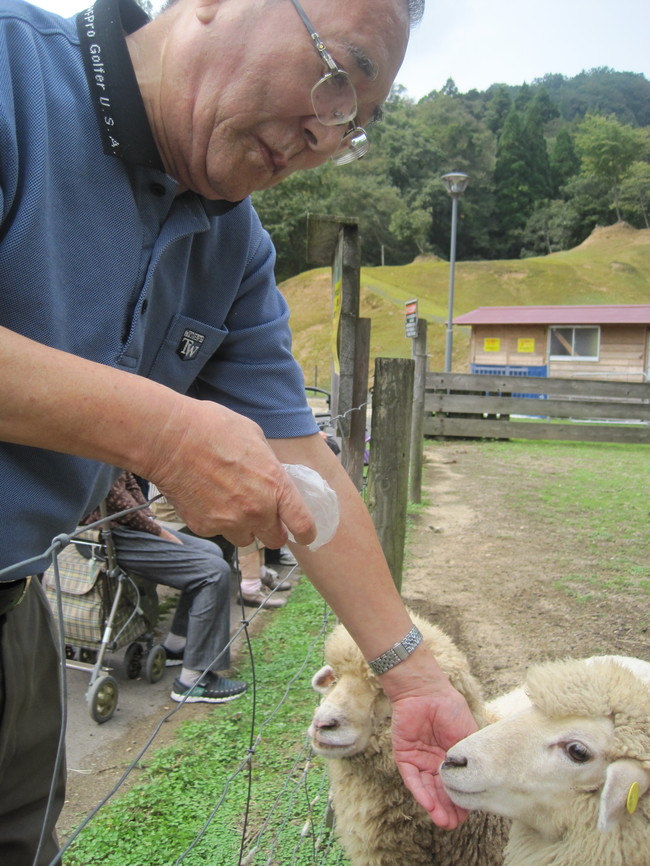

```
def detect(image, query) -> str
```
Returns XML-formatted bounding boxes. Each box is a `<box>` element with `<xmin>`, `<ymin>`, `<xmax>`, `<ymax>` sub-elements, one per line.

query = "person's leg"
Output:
<box><xmin>0</xmin><ymin>578</ymin><xmax>65</xmax><ymax>866</ymax></box>
<box><xmin>110</xmin><ymin>527</ymin><xmax>232</xmax><ymax>672</ymax></box>
<box><xmin>238</xmin><ymin>546</ymin><xmax>264</xmax><ymax>597</ymax></box>
<box><xmin>237</xmin><ymin>542</ymin><xmax>287</xmax><ymax>609</ymax></box>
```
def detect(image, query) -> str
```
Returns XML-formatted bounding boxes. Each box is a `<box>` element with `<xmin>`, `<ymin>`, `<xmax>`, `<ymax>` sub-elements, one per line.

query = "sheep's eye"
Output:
<box><xmin>564</xmin><ymin>741</ymin><xmax>592</xmax><ymax>763</ymax></box>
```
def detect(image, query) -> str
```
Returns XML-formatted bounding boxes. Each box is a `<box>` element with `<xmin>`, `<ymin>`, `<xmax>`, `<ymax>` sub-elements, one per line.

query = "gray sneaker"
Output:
<box><xmin>171</xmin><ymin>672</ymin><xmax>248</xmax><ymax>704</ymax></box>
<box><xmin>278</xmin><ymin>546</ymin><xmax>297</xmax><ymax>566</ymax></box>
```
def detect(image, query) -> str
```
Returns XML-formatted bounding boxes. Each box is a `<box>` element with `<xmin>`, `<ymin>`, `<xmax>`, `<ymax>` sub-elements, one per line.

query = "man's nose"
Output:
<box><xmin>301</xmin><ymin>117</ymin><xmax>345</xmax><ymax>157</ymax></box>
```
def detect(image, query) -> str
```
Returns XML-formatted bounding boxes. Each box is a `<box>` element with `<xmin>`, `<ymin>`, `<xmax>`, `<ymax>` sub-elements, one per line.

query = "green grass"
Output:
<box><xmin>62</xmin><ymin>580</ymin><xmax>346</xmax><ymax>866</ymax></box>
<box><xmin>479</xmin><ymin>439</ymin><xmax>650</xmax><ymax>606</ymax></box>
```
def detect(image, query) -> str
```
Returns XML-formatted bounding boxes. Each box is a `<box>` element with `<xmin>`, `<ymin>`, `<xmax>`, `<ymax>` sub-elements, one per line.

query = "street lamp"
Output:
<box><xmin>441</xmin><ymin>172</ymin><xmax>469</xmax><ymax>372</ymax></box>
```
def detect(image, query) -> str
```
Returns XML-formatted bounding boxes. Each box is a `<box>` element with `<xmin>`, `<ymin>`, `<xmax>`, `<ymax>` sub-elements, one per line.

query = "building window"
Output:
<box><xmin>549</xmin><ymin>326</ymin><xmax>600</xmax><ymax>361</ymax></box>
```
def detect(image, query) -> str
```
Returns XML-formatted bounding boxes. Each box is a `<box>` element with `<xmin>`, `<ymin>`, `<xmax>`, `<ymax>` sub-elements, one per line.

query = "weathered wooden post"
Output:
<box><xmin>366</xmin><ymin>357</ymin><xmax>415</xmax><ymax>591</ymax></box>
<box><xmin>409</xmin><ymin>317</ymin><xmax>428</xmax><ymax>504</ymax></box>
<box><xmin>306</xmin><ymin>214</ymin><xmax>370</xmax><ymax>492</ymax></box>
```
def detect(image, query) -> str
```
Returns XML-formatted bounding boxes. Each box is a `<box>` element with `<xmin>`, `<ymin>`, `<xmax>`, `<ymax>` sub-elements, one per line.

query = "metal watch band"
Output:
<box><xmin>368</xmin><ymin>625</ymin><xmax>423</xmax><ymax>676</ymax></box>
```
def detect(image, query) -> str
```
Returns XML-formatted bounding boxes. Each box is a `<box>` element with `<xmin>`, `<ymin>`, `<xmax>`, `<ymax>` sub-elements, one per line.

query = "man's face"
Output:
<box><xmin>143</xmin><ymin>0</ymin><xmax>409</xmax><ymax>200</ymax></box>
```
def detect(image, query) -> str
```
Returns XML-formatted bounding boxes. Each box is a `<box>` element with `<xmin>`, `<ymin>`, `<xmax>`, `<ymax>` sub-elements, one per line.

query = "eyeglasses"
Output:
<box><xmin>289</xmin><ymin>0</ymin><xmax>369</xmax><ymax>165</ymax></box>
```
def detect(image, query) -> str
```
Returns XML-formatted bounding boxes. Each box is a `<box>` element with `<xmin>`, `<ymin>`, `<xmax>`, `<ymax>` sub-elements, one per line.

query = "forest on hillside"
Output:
<box><xmin>252</xmin><ymin>69</ymin><xmax>650</xmax><ymax>281</ymax></box>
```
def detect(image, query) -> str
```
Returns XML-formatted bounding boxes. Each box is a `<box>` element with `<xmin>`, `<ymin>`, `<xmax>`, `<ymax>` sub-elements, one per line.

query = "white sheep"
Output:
<box><xmin>309</xmin><ymin>611</ymin><xmax>510</xmax><ymax>866</ymax></box>
<box><xmin>440</xmin><ymin>655</ymin><xmax>650</xmax><ymax>866</ymax></box>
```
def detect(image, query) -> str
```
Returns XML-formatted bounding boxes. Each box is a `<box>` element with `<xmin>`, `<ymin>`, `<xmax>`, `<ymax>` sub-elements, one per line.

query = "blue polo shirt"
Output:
<box><xmin>0</xmin><ymin>0</ymin><xmax>318</xmax><ymax>578</ymax></box>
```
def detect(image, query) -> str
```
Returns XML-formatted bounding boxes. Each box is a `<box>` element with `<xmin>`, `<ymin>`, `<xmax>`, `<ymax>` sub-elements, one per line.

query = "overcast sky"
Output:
<box><xmin>32</xmin><ymin>0</ymin><xmax>650</xmax><ymax>101</ymax></box>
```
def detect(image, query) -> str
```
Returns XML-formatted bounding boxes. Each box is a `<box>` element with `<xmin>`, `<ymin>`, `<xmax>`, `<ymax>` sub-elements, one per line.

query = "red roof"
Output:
<box><xmin>453</xmin><ymin>305</ymin><xmax>650</xmax><ymax>325</ymax></box>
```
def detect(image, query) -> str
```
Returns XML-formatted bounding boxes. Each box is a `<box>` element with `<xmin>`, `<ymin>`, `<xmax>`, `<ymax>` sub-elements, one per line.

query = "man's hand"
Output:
<box><xmin>378</xmin><ymin>646</ymin><xmax>479</xmax><ymax>829</ymax></box>
<box><xmin>390</xmin><ymin>687</ymin><xmax>478</xmax><ymax>828</ymax></box>
<box><xmin>159</xmin><ymin>528</ymin><xmax>183</xmax><ymax>544</ymax></box>
<box><xmin>146</xmin><ymin>400</ymin><xmax>317</xmax><ymax>550</ymax></box>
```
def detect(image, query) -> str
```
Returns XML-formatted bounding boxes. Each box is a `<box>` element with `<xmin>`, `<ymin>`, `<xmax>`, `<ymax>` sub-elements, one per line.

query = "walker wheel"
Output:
<box><xmin>145</xmin><ymin>645</ymin><xmax>166</xmax><ymax>684</ymax></box>
<box><xmin>124</xmin><ymin>642</ymin><xmax>144</xmax><ymax>679</ymax></box>
<box><xmin>88</xmin><ymin>675</ymin><xmax>119</xmax><ymax>724</ymax></box>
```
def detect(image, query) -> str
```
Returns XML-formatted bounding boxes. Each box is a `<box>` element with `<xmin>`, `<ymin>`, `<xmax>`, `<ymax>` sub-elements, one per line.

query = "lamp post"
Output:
<box><xmin>441</xmin><ymin>172</ymin><xmax>469</xmax><ymax>372</ymax></box>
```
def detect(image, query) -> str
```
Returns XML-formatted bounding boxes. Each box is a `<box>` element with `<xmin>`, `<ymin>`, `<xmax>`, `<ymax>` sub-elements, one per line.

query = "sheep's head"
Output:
<box><xmin>440</xmin><ymin>657</ymin><xmax>650</xmax><ymax>840</ymax></box>
<box><xmin>308</xmin><ymin>611</ymin><xmax>486</xmax><ymax>760</ymax></box>
<box><xmin>309</xmin><ymin>627</ymin><xmax>391</xmax><ymax>759</ymax></box>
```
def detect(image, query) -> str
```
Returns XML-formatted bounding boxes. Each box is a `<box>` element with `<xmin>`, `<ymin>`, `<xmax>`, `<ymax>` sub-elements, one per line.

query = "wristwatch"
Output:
<box><xmin>368</xmin><ymin>625</ymin><xmax>423</xmax><ymax>675</ymax></box>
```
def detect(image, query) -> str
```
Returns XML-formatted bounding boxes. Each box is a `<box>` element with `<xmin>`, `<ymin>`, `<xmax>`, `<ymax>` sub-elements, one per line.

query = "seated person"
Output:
<box><xmin>149</xmin><ymin>490</ymin><xmax>291</xmax><ymax>609</ymax></box>
<box><xmin>83</xmin><ymin>471</ymin><xmax>246</xmax><ymax>705</ymax></box>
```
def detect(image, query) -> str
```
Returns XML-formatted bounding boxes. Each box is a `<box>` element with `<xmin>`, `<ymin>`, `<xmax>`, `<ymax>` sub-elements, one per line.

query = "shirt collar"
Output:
<box><xmin>77</xmin><ymin>0</ymin><xmax>242</xmax><ymax>214</ymax></box>
<box><xmin>77</xmin><ymin>0</ymin><xmax>163</xmax><ymax>170</ymax></box>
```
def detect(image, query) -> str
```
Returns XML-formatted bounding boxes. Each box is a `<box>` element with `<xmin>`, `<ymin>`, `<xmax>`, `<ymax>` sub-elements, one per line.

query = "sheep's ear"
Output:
<box><xmin>312</xmin><ymin>665</ymin><xmax>336</xmax><ymax>693</ymax></box>
<box><xmin>598</xmin><ymin>759</ymin><xmax>650</xmax><ymax>832</ymax></box>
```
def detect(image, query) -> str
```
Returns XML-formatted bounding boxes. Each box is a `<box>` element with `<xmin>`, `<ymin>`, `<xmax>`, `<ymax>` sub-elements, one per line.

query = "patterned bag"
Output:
<box><xmin>43</xmin><ymin>531</ymin><xmax>150</xmax><ymax>647</ymax></box>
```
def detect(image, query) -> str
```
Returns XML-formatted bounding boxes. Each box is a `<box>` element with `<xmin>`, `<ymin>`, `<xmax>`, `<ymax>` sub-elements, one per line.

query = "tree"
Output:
<box><xmin>561</xmin><ymin>173</ymin><xmax>613</xmax><ymax>242</ymax></box>
<box><xmin>619</xmin><ymin>161</ymin><xmax>650</xmax><ymax>228</ymax></box>
<box><xmin>531</xmin><ymin>87</ymin><xmax>559</xmax><ymax>125</ymax></box>
<box><xmin>521</xmin><ymin>200</ymin><xmax>582</xmax><ymax>256</ymax></box>
<box><xmin>389</xmin><ymin>208</ymin><xmax>432</xmax><ymax>256</ymax></box>
<box><xmin>441</xmin><ymin>78</ymin><xmax>459</xmax><ymax>98</ymax></box>
<box><xmin>550</xmin><ymin>127</ymin><xmax>580</xmax><ymax>195</ymax></box>
<box><xmin>522</xmin><ymin>98</ymin><xmax>553</xmax><ymax>200</ymax></box>
<box><xmin>575</xmin><ymin>114</ymin><xmax>649</xmax><ymax>220</ymax></box>
<box><xmin>485</xmin><ymin>86</ymin><xmax>513</xmax><ymax>136</ymax></box>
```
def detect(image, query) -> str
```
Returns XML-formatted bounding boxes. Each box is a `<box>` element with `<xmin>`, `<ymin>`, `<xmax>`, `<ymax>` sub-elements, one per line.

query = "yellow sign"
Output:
<box><xmin>331</xmin><ymin>242</ymin><xmax>342</xmax><ymax>374</ymax></box>
<box><xmin>518</xmin><ymin>338</ymin><xmax>535</xmax><ymax>353</ymax></box>
<box><xmin>484</xmin><ymin>338</ymin><xmax>500</xmax><ymax>352</ymax></box>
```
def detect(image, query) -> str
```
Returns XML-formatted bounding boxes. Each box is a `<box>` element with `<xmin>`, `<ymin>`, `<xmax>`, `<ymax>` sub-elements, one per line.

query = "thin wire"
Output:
<box><xmin>32</xmin><ymin>539</ymin><xmax>69</xmax><ymax>866</ymax></box>
<box><xmin>13</xmin><ymin>477</ymin><xmax>355</xmax><ymax>866</ymax></box>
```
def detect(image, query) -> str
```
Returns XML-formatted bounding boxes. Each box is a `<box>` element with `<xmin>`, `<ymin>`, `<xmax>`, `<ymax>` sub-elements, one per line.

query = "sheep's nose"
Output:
<box><xmin>313</xmin><ymin>717</ymin><xmax>340</xmax><ymax>731</ymax></box>
<box><xmin>441</xmin><ymin>755</ymin><xmax>468</xmax><ymax>770</ymax></box>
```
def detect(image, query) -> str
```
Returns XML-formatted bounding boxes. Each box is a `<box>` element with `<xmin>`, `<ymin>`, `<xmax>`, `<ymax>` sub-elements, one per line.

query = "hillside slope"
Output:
<box><xmin>279</xmin><ymin>223</ymin><xmax>650</xmax><ymax>388</ymax></box>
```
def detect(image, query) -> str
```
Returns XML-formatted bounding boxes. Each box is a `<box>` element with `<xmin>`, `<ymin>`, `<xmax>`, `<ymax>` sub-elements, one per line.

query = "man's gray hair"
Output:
<box><xmin>406</xmin><ymin>0</ymin><xmax>424</xmax><ymax>27</ymax></box>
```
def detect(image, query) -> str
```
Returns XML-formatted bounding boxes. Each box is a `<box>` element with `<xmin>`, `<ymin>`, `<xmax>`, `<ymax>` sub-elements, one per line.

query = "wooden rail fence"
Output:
<box><xmin>424</xmin><ymin>372</ymin><xmax>650</xmax><ymax>444</ymax></box>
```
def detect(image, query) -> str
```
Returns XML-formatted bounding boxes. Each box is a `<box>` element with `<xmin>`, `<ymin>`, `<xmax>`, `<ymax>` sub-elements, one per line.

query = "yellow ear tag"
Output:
<box><xmin>626</xmin><ymin>781</ymin><xmax>640</xmax><ymax>815</ymax></box>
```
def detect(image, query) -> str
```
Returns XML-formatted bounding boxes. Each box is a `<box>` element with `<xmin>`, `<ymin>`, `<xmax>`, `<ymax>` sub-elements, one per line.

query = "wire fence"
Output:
<box><xmin>3</xmin><ymin>395</ymin><xmax>377</xmax><ymax>866</ymax></box>
<box><xmin>2</xmin><ymin>500</ymin><xmax>354</xmax><ymax>866</ymax></box>
<box><xmin>25</xmin><ymin>508</ymin><xmax>351</xmax><ymax>866</ymax></box>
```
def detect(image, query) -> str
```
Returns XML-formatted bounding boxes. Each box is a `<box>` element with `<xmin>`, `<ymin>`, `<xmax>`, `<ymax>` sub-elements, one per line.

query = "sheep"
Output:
<box><xmin>308</xmin><ymin>611</ymin><xmax>511</xmax><ymax>866</ymax></box>
<box><xmin>440</xmin><ymin>655</ymin><xmax>650</xmax><ymax>866</ymax></box>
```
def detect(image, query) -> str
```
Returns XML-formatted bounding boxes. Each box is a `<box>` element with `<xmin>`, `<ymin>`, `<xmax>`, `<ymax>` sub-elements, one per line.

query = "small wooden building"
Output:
<box><xmin>453</xmin><ymin>304</ymin><xmax>650</xmax><ymax>382</ymax></box>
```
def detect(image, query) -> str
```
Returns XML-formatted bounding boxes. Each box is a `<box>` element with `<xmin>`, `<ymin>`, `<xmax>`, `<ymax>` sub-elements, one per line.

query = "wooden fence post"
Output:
<box><xmin>409</xmin><ymin>318</ymin><xmax>428</xmax><ymax>504</ymax></box>
<box><xmin>366</xmin><ymin>357</ymin><xmax>414</xmax><ymax>591</ymax></box>
<box><xmin>306</xmin><ymin>215</ymin><xmax>369</xmax><ymax>490</ymax></box>
<box><xmin>341</xmin><ymin>316</ymin><xmax>371</xmax><ymax>492</ymax></box>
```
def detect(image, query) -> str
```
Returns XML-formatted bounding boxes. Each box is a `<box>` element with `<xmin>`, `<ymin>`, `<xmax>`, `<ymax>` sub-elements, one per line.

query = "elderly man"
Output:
<box><xmin>0</xmin><ymin>0</ymin><xmax>477</xmax><ymax>862</ymax></box>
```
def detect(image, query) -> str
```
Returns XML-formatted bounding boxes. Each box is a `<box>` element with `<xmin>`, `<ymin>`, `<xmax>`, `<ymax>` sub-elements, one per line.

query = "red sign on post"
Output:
<box><xmin>405</xmin><ymin>298</ymin><xmax>418</xmax><ymax>338</ymax></box>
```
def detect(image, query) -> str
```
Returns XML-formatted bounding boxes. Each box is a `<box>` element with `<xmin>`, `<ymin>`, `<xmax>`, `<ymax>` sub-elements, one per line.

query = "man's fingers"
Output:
<box><xmin>276</xmin><ymin>472</ymin><xmax>317</xmax><ymax>547</ymax></box>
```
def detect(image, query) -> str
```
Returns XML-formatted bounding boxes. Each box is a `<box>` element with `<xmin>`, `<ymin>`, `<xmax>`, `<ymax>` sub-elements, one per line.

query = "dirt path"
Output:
<box><xmin>401</xmin><ymin>441</ymin><xmax>649</xmax><ymax>700</ymax></box>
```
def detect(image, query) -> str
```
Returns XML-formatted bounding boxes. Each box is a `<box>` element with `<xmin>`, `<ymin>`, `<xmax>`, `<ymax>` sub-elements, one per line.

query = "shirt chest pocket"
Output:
<box><xmin>146</xmin><ymin>315</ymin><xmax>228</xmax><ymax>393</ymax></box>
